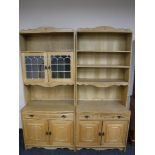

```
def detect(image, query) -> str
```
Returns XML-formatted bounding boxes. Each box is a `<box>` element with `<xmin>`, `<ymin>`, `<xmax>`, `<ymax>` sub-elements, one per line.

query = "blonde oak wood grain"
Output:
<box><xmin>77</xmin><ymin>79</ymin><xmax>128</xmax><ymax>87</ymax></box>
<box><xmin>22</xmin><ymin>100</ymin><xmax>74</xmax><ymax>112</ymax></box>
<box><xmin>77</xmin><ymin>26</ymin><xmax>132</xmax><ymax>33</ymax></box>
<box><xmin>20</xmin><ymin>33</ymin><xmax>74</xmax><ymax>52</ymax></box>
<box><xmin>30</xmin><ymin>85</ymin><xmax>74</xmax><ymax>101</ymax></box>
<box><xmin>77</xmin><ymin>100</ymin><xmax>130</xmax><ymax>113</ymax></box>
<box><xmin>77</xmin><ymin>68</ymin><xmax>129</xmax><ymax>82</ymax></box>
<box><xmin>77</xmin><ymin>33</ymin><xmax>132</xmax><ymax>52</ymax></box>
<box><xmin>23</xmin><ymin>119</ymin><xmax>49</xmax><ymax>145</ymax></box>
<box><xmin>77</xmin><ymin>52</ymin><xmax>131</xmax><ymax>66</ymax></box>
<box><xmin>102</xmin><ymin>121</ymin><xmax>128</xmax><ymax>147</ymax></box>
<box><xmin>77</xmin><ymin>121</ymin><xmax>102</xmax><ymax>146</ymax></box>
<box><xmin>49</xmin><ymin>120</ymin><xmax>73</xmax><ymax>146</ymax></box>
<box><xmin>20</xmin><ymin>27</ymin><xmax>74</xmax><ymax>33</ymax></box>
<box><xmin>20</xmin><ymin>26</ymin><xmax>132</xmax><ymax>150</ymax></box>
<box><xmin>77</xmin><ymin>86</ymin><xmax>128</xmax><ymax>103</ymax></box>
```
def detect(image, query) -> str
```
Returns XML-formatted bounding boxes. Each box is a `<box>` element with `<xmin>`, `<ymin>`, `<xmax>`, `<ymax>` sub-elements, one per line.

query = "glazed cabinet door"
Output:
<box><xmin>21</xmin><ymin>52</ymin><xmax>48</xmax><ymax>84</ymax></box>
<box><xmin>48</xmin><ymin>52</ymin><xmax>74</xmax><ymax>85</ymax></box>
<box><xmin>102</xmin><ymin>121</ymin><xmax>128</xmax><ymax>147</ymax></box>
<box><xmin>49</xmin><ymin>120</ymin><xmax>73</xmax><ymax>146</ymax></box>
<box><xmin>77</xmin><ymin>121</ymin><xmax>102</xmax><ymax>146</ymax></box>
<box><xmin>23</xmin><ymin>119</ymin><xmax>49</xmax><ymax>145</ymax></box>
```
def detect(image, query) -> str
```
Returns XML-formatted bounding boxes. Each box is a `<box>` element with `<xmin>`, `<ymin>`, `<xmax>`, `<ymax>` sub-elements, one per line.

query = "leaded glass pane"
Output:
<box><xmin>51</xmin><ymin>55</ymin><xmax>71</xmax><ymax>79</ymax></box>
<box><xmin>25</xmin><ymin>56</ymin><xmax>45</xmax><ymax>79</ymax></box>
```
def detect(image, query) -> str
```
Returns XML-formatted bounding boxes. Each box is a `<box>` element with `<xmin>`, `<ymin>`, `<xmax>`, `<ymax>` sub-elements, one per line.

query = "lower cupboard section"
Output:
<box><xmin>76</xmin><ymin>120</ymin><xmax>129</xmax><ymax>148</ymax></box>
<box><xmin>22</xmin><ymin>119</ymin><xmax>129</xmax><ymax>149</ymax></box>
<box><xmin>23</xmin><ymin>119</ymin><xmax>74</xmax><ymax>148</ymax></box>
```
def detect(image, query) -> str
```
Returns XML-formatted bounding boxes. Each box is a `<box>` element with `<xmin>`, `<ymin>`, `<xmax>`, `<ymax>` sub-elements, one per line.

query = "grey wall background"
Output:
<box><xmin>19</xmin><ymin>0</ymin><xmax>135</xmax><ymax>128</ymax></box>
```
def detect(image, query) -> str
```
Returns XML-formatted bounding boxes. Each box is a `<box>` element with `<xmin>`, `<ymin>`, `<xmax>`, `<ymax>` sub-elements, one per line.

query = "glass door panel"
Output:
<box><xmin>21</xmin><ymin>52</ymin><xmax>48</xmax><ymax>83</ymax></box>
<box><xmin>48</xmin><ymin>52</ymin><xmax>74</xmax><ymax>83</ymax></box>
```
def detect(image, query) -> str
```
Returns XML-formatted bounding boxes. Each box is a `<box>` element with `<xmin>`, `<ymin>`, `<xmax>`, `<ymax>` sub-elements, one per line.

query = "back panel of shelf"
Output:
<box><xmin>77</xmin><ymin>85</ymin><xmax>128</xmax><ymax>106</ymax></box>
<box><xmin>77</xmin><ymin>68</ymin><xmax>129</xmax><ymax>82</ymax></box>
<box><xmin>77</xmin><ymin>32</ymin><xmax>132</xmax><ymax>52</ymax></box>
<box><xmin>20</xmin><ymin>32</ymin><xmax>74</xmax><ymax>52</ymax></box>
<box><xmin>77</xmin><ymin>52</ymin><xmax>131</xmax><ymax>66</ymax></box>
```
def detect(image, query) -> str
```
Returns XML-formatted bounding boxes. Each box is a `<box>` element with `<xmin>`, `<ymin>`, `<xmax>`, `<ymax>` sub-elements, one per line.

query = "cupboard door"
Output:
<box><xmin>21</xmin><ymin>52</ymin><xmax>48</xmax><ymax>83</ymax></box>
<box><xmin>49</xmin><ymin>120</ymin><xmax>73</xmax><ymax>146</ymax></box>
<box><xmin>77</xmin><ymin>121</ymin><xmax>102</xmax><ymax>146</ymax></box>
<box><xmin>102</xmin><ymin>121</ymin><xmax>128</xmax><ymax>146</ymax></box>
<box><xmin>48</xmin><ymin>52</ymin><xmax>74</xmax><ymax>84</ymax></box>
<box><xmin>23</xmin><ymin>119</ymin><xmax>49</xmax><ymax>145</ymax></box>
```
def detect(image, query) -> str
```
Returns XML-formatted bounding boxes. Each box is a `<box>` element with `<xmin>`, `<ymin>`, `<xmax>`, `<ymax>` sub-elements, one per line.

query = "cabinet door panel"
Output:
<box><xmin>23</xmin><ymin>120</ymin><xmax>49</xmax><ymax>145</ymax></box>
<box><xmin>77</xmin><ymin>121</ymin><xmax>102</xmax><ymax>146</ymax></box>
<box><xmin>48</xmin><ymin>52</ymin><xmax>74</xmax><ymax>85</ymax></box>
<box><xmin>49</xmin><ymin>120</ymin><xmax>73</xmax><ymax>146</ymax></box>
<box><xmin>21</xmin><ymin>52</ymin><xmax>48</xmax><ymax>83</ymax></box>
<box><xmin>102</xmin><ymin>121</ymin><xmax>128</xmax><ymax>146</ymax></box>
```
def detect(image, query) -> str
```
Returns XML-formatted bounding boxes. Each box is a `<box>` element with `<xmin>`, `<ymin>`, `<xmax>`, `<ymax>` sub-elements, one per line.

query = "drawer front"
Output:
<box><xmin>79</xmin><ymin>113</ymin><xmax>99</xmax><ymax>120</ymax></box>
<box><xmin>78</xmin><ymin>113</ymin><xmax>130</xmax><ymax>120</ymax></box>
<box><xmin>22</xmin><ymin>112</ymin><xmax>73</xmax><ymax>120</ymax></box>
<box><xmin>46</xmin><ymin>113</ymin><xmax>73</xmax><ymax>120</ymax></box>
<box><xmin>100</xmin><ymin>113</ymin><xmax>130</xmax><ymax>120</ymax></box>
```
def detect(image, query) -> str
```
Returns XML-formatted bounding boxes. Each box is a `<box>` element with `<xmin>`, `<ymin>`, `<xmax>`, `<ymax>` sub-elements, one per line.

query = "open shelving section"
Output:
<box><xmin>76</xmin><ymin>26</ymin><xmax>132</xmax><ymax>108</ymax></box>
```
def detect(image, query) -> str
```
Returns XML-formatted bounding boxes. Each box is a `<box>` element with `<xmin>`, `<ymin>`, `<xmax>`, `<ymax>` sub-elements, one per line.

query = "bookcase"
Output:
<box><xmin>20</xmin><ymin>27</ymin><xmax>75</xmax><ymax>149</ymax></box>
<box><xmin>75</xmin><ymin>27</ymin><xmax>132</xmax><ymax>150</ymax></box>
<box><xmin>20</xmin><ymin>26</ymin><xmax>132</xmax><ymax>151</ymax></box>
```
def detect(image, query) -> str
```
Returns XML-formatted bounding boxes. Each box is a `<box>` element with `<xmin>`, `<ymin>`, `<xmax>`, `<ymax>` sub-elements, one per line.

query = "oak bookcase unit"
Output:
<box><xmin>20</xmin><ymin>27</ymin><xmax>132</xmax><ymax>151</ymax></box>
<box><xmin>20</xmin><ymin>27</ymin><xmax>75</xmax><ymax>149</ymax></box>
<box><xmin>75</xmin><ymin>27</ymin><xmax>132</xmax><ymax>151</ymax></box>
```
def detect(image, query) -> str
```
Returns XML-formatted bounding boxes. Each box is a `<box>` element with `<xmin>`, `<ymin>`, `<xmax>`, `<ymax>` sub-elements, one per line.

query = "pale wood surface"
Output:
<box><xmin>77</xmin><ymin>52</ymin><xmax>131</xmax><ymax>66</ymax></box>
<box><xmin>77</xmin><ymin>65</ymin><xmax>130</xmax><ymax>68</ymax></box>
<box><xmin>77</xmin><ymin>79</ymin><xmax>128</xmax><ymax>87</ymax></box>
<box><xmin>23</xmin><ymin>119</ymin><xmax>49</xmax><ymax>145</ymax></box>
<box><xmin>77</xmin><ymin>50</ymin><xmax>131</xmax><ymax>53</ymax></box>
<box><xmin>102</xmin><ymin>121</ymin><xmax>128</xmax><ymax>146</ymax></box>
<box><xmin>30</xmin><ymin>85</ymin><xmax>74</xmax><ymax>100</ymax></box>
<box><xmin>77</xmin><ymin>86</ymin><xmax>128</xmax><ymax>102</ymax></box>
<box><xmin>20</xmin><ymin>27</ymin><xmax>74</xmax><ymax>33</ymax></box>
<box><xmin>77</xmin><ymin>100</ymin><xmax>130</xmax><ymax>113</ymax></box>
<box><xmin>20</xmin><ymin>33</ymin><xmax>74</xmax><ymax>51</ymax></box>
<box><xmin>77</xmin><ymin>26</ymin><xmax>132</xmax><ymax>33</ymax></box>
<box><xmin>76</xmin><ymin>121</ymin><xmax>102</xmax><ymax>146</ymax></box>
<box><xmin>77</xmin><ymin>33</ymin><xmax>132</xmax><ymax>52</ymax></box>
<box><xmin>20</xmin><ymin>26</ymin><xmax>132</xmax><ymax>150</ymax></box>
<box><xmin>77</xmin><ymin>68</ymin><xmax>129</xmax><ymax>82</ymax></box>
<box><xmin>49</xmin><ymin>120</ymin><xmax>73</xmax><ymax>146</ymax></box>
<box><xmin>22</xmin><ymin>100</ymin><xmax>74</xmax><ymax>112</ymax></box>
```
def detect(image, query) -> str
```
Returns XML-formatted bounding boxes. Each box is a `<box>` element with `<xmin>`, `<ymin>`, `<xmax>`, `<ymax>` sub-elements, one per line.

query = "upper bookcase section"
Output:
<box><xmin>20</xmin><ymin>27</ymin><xmax>74</xmax><ymax>52</ymax></box>
<box><xmin>77</xmin><ymin>26</ymin><xmax>132</xmax><ymax>52</ymax></box>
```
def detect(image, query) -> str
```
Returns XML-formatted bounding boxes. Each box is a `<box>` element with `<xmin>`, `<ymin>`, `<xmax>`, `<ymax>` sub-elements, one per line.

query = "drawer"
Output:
<box><xmin>22</xmin><ymin>112</ymin><xmax>73</xmax><ymax>120</ymax></box>
<box><xmin>22</xmin><ymin>113</ymin><xmax>40</xmax><ymax>119</ymax></box>
<box><xmin>79</xmin><ymin>113</ymin><xmax>99</xmax><ymax>120</ymax></box>
<box><xmin>46</xmin><ymin>113</ymin><xmax>73</xmax><ymax>120</ymax></box>
<box><xmin>100</xmin><ymin>113</ymin><xmax>130</xmax><ymax>120</ymax></box>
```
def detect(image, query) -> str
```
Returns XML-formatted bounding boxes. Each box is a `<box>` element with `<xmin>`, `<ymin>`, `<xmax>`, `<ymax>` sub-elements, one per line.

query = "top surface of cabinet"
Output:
<box><xmin>77</xmin><ymin>26</ymin><xmax>132</xmax><ymax>33</ymax></box>
<box><xmin>20</xmin><ymin>27</ymin><xmax>74</xmax><ymax>34</ymax></box>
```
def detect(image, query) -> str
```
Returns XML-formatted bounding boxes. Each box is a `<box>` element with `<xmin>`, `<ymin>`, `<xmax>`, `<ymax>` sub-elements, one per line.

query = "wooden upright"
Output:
<box><xmin>20</xmin><ymin>26</ymin><xmax>132</xmax><ymax>151</ymax></box>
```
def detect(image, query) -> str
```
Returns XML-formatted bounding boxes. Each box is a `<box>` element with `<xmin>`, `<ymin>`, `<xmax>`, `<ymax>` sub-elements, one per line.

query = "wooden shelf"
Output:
<box><xmin>77</xmin><ymin>65</ymin><xmax>130</xmax><ymax>68</ymax></box>
<box><xmin>77</xmin><ymin>100</ymin><xmax>129</xmax><ymax>113</ymax></box>
<box><xmin>22</xmin><ymin>100</ymin><xmax>74</xmax><ymax>112</ymax></box>
<box><xmin>21</xmin><ymin>50</ymin><xmax>74</xmax><ymax>53</ymax></box>
<box><xmin>24</xmin><ymin>81</ymin><xmax>74</xmax><ymax>87</ymax></box>
<box><xmin>77</xmin><ymin>78</ymin><xmax>128</xmax><ymax>87</ymax></box>
<box><xmin>77</xmin><ymin>50</ymin><xmax>131</xmax><ymax>53</ymax></box>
